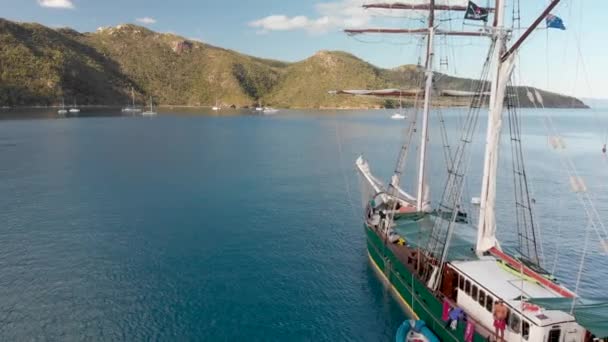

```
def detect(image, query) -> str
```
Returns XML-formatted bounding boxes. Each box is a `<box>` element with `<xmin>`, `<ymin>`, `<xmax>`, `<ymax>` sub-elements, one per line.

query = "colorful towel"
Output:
<box><xmin>442</xmin><ymin>300</ymin><xmax>450</xmax><ymax>321</ymax></box>
<box><xmin>464</xmin><ymin>320</ymin><xmax>475</xmax><ymax>342</ymax></box>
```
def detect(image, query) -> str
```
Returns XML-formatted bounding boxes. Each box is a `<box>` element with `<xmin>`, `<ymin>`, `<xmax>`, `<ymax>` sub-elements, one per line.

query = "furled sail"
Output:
<box><xmin>328</xmin><ymin>89</ymin><xmax>422</xmax><ymax>97</ymax></box>
<box><xmin>439</xmin><ymin>89</ymin><xmax>491</xmax><ymax>97</ymax></box>
<box><xmin>329</xmin><ymin>89</ymin><xmax>489</xmax><ymax>98</ymax></box>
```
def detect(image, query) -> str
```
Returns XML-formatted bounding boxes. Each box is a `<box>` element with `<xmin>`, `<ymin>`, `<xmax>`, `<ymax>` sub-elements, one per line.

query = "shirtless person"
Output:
<box><xmin>493</xmin><ymin>300</ymin><xmax>508</xmax><ymax>342</ymax></box>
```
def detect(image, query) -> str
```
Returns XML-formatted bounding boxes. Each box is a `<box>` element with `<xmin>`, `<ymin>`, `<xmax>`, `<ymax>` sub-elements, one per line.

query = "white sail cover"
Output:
<box><xmin>440</xmin><ymin>90</ymin><xmax>491</xmax><ymax>97</ymax></box>
<box><xmin>328</xmin><ymin>89</ymin><xmax>422</xmax><ymax>97</ymax></box>
<box><xmin>476</xmin><ymin>54</ymin><xmax>516</xmax><ymax>255</ymax></box>
<box><xmin>329</xmin><ymin>89</ymin><xmax>489</xmax><ymax>98</ymax></box>
<box><xmin>356</xmin><ymin>156</ymin><xmax>419</xmax><ymax>208</ymax></box>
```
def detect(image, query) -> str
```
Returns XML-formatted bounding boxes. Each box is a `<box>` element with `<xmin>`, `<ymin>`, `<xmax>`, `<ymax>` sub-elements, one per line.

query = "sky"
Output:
<box><xmin>1</xmin><ymin>0</ymin><xmax>606</xmax><ymax>98</ymax></box>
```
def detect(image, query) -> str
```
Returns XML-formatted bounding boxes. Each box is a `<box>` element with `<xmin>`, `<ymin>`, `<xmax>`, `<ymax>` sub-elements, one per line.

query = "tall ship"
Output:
<box><xmin>339</xmin><ymin>0</ymin><xmax>608</xmax><ymax>341</ymax></box>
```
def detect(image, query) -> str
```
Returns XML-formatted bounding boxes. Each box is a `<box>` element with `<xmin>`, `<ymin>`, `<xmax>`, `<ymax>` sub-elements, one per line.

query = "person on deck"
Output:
<box><xmin>493</xmin><ymin>300</ymin><xmax>508</xmax><ymax>342</ymax></box>
<box><xmin>603</xmin><ymin>144</ymin><xmax>606</xmax><ymax>154</ymax></box>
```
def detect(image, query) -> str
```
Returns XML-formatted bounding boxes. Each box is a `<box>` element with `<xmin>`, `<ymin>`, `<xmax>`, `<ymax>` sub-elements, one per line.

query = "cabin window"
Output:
<box><xmin>478</xmin><ymin>289</ymin><xmax>485</xmax><ymax>307</ymax></box>
<box><xmin>548</xmin><ymin>329</ymin><xmax>561</xmax><ymax>342</ymax></box>
<box><xmin>465</xmin><ymin>280</ymin><xmax>471</xmax><ymax>295</ymax></box>
<box><xmin>509</xmin><ymin>313</ymin><xmax>521</xmax><ymax>334</ymax></box>
<box><xmin>459</xmin><ymin>275</ymin><xmax>465</xmax><ymax>290</ymax></box>
<box><xmin>485</xmin><ymin>295</ymin><xmax>493</xmax><ymax>312</ymax></box>
<box><xmin>522</xmin><ymin>321</ymin><xmax>530</xmax><ymax>340</ymax></box>
<box><xmin>471</xmin><ymin>285</ymin><xmax>478</xmax><ymax>300</ymax></box>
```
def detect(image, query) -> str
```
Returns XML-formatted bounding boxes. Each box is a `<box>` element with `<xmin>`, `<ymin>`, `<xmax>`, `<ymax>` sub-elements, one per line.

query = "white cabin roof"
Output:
<box><xmin>450</xmin><ymin>258</ymin><xmax>577</xmax><ymax>327</ymax></box>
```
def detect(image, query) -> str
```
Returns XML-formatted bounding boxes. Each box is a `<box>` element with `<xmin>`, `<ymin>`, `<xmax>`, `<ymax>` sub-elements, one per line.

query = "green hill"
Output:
<box><xmin>84</xmin><ymin>24</ymin><xmax>283</xmax><ymax>107</ymax></box>
<box><xmin>266</xmin><ymin>51</ymin><xmax>386</xmax><ymax>108</ymax></box>
<box><xmin>0</xmin><ymin>19</ymin><xmax>131</xmax><ymax>106</ymax></box>
<box><xmin>0</xmin><ymin>18</ymin><xmax>587</xmax><ymax>109</ymax></box>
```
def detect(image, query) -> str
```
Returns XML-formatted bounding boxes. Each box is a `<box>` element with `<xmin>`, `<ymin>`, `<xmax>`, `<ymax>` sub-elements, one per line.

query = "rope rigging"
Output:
<box><xmin>506</xmin><ymin>79</ymin><xmax>543</xmax><ymax>267</ymax></box>
<box><xmin>423</xmin><ymin>41</ymin><xmax>497</xmax><ymax>265</ymax></box>
<box><xmin>529</xmin><ymin>87</ymin><xmax>608</xmax><ymax>254</ymax></box>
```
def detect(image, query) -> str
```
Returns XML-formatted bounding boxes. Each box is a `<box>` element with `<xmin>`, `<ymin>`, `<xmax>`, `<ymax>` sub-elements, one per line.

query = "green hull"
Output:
<box><xmin>365</xmin><ymin>225</ymin><xmax>486</xmax><ymax>342</ymax></box>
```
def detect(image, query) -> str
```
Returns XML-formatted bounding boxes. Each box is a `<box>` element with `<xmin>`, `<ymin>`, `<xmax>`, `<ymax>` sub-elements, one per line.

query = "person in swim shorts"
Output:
<box><xmin>493</xmin><ymin>300</ymin><xmax>508</xmax><ymax>342</ymax></box>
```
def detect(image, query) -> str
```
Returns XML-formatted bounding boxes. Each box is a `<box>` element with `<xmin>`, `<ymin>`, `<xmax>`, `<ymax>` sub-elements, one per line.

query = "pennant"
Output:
<box><xmin>464</xmin><ymin>1</ymin><xmax>489</xmax><ymax>22</ymax></box>
<box><xmin>546</xmin><ymin>14</ymin><xmax>566</xmax><ymax>30</ymax></box>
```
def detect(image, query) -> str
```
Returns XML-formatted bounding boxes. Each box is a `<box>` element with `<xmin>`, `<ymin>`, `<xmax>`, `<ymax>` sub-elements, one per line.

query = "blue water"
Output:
<box><xmin>0</xmin><ymin>108</ymin><xmax>606</xmax><ymax>340</ymax></box>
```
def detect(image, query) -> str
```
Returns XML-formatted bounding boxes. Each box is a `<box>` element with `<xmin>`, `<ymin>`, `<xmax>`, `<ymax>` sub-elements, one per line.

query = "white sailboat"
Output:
<box><xmin>262</xmin><ymin>107</ymin><xmax>279</xmax><ymax>114</ymax></box>
<box><xmin>254</xmin><ymin>100</ymin><xmax>264</xmax><ymax>112</ymax></box>
<box><xmin>142</xmin><ymin>96</ymin><xmax>157</xmax><ymax>116</ymax></box>
<box><xmin>341</xmin><ymin>0</ymin><xmax>607</xmax><ymax>341</ymax></box>
<box><xmin>57</xmin><ymin>97</ymin><xmax>68</xmax><ymax>115</ymax></box>
<box><xmin>69</xmin><ymin>99</ymin><xmax>80</xmax><ymax>113</ymax></box>
<box><xmin>212</xmin><ymin>98</ymin><xmax>220</xmax><ymax>111</ymax></box>
<box><xmin>122</xmin><ymin>87</ymin><xmax>142</xmax><ymax>113</ymax></box>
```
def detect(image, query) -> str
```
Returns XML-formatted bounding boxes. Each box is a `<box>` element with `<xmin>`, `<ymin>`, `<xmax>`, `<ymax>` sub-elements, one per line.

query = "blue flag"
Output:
<box><xmin>546</xmin><ymin>14</ymin><xmax>566</xmax><ymax>30</ymax></box>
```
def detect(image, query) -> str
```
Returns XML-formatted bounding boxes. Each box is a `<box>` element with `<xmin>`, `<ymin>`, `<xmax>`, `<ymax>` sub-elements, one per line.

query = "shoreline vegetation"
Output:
<box><xmin>0</xmin><ymin>18</ymin><xmax>588</xmax><ymax>110</ymax></box>
<box><xmin>1</xmin><ymin>104</ymin><xmax>592</xmax><ymax>111</ymax></box>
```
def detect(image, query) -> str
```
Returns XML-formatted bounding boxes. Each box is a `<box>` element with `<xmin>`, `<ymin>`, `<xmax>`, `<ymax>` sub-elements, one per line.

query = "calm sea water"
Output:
<box><xmin>0</xmin><ymin>108</ymin><xmax>606</xmax><ymax>341</ymax></box>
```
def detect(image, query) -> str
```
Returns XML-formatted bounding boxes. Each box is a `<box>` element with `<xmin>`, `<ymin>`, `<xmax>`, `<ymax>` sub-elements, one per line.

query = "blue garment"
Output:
<box><xmin>546</xmin><ymin>14</ymin><xmax>566</xmax><ymax>30</ymax></box>
<box><xmin>448</xmin><ymin>307</ymin><xmax>464</xmax><ymax>321</ymax></box>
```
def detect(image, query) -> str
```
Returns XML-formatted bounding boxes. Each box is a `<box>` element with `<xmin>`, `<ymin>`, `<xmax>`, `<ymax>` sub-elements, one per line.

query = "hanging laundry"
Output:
<box><xmin>464</xmin><ymin>320</ymin><xmax>475</xmax><ymax>342</ymax></box>
<box><xmin>445</xmin><ymin>307</ymin><xmax>465</xmax><ymax>330</ymax></box>
<box><xmin>442</xmin><ymin>300</ymin><xmax>450</xmax><ymax>321</ymax></box>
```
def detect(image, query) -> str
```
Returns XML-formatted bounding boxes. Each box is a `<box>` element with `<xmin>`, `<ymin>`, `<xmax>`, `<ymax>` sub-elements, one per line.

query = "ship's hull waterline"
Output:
<box><xmin>365</xmin><ymin>225</ymin><xmax>487</xmax><ymax>342</ymax></box>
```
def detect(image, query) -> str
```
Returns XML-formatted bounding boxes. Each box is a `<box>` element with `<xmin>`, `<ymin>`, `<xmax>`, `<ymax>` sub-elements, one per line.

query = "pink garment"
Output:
<box><xmin>493</xmin><ymin>319</ymin><xmax>506</xmax><ymax>331</ymax></box>
<box><xmin>442</xmin><ymin>300</ymin><xmax>450</xmax><ymax>321</ymax></box>
<box><xmin>464</xmin><ymin>320</ymin><xmax>475</xmax><ymax>342</ymax></box>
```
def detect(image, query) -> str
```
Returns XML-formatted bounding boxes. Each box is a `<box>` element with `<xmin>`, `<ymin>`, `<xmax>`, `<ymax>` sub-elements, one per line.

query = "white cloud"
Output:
<box><xmin>249</xmin><ymin>0</ymin><xmax>372</xmax><ymax>34</ymax></box>
<box><xmin>38</xmin><ymin>0</ymin><xmax>74</xmax><ymax>9</ymax></box>
<box><xmin>136</xmin><ymin>17</ymin><xmax>157</xmax><ymax>24</ymax></box>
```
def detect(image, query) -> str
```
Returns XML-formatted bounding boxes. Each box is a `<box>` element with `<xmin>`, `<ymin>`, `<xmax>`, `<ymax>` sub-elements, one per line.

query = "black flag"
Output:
<box><xmin>464</xmin><ymin>1</ymin><xmax>489</xmax><ymax>22</ymax></box>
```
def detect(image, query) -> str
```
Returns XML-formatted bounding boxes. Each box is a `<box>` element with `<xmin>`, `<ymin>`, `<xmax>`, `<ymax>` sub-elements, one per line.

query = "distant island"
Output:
<box><xmin>0</xmin><ymin>18</ymin><xmax>587</xmax><ymax>109</ymax></box>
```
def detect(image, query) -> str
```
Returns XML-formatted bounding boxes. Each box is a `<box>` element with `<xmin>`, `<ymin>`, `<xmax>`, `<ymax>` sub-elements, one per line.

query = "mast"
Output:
<box><xmin>416</xmin><ymin>0</ymin><xmax>435</xmax><ymax>211</ymax></box>
<box><xmin>476</xmin><ymin>0</ymin><xmax>513</xmax><ymax>255</ymax></box>
<box><xmin>344</xmin><ymin>2</ymin><xmax>493</xmax><ymax>211</ymax></box>
<box><xmin>131</xmin><ymin>88</ymin><xmax>135</xmax><ymax>108</ymax></box>
<box><xmin>475</xmin><ymin>0</ymin><xmax>561</xmax><ymax>256</ymax></box>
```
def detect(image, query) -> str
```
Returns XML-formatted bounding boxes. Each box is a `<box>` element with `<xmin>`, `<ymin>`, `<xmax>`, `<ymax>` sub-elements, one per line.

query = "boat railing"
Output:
<box><xmin>373</xmin><ymin>236</ymin><xmax>497</xmax><ymax>341</ymax></box>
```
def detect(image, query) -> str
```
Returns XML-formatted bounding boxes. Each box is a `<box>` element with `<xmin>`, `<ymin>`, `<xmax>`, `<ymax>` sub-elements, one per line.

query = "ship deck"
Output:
<box><xmin>450</xmin><ymin>258</ymin><xmax>577</xmax><ymax>327</ymax></box>
<box><xmin>374</xmin><ymin>216</ymin><xmax>578</xmax><ymax>330</ymax></box>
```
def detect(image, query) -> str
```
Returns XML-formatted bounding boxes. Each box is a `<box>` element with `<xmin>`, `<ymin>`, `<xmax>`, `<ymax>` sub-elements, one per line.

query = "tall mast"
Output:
<box><xmin>475</xmin><ymin>0</ymin><xmax>562</xmax><ymax>255</ymax></box>
<box><xmin>416</xmin><ymin>0</ymin><xmax>435</xmax><ymax>211</ymax></box>
<box><xmin>476</xmin><ymin>0</ymin><xmax>513</xmax><ymax>255</ymax></box>
<box><xmin>343</xmin><ymin>2</ymin><xmax>497</xmax><ymax>213</ymax></box>
<box><xmin>344</xmin><ymin>2</ymin><xmax>487</xmax><ymax>211</ymax></box>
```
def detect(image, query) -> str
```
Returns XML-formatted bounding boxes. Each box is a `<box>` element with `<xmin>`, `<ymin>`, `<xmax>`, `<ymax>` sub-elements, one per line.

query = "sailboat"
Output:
<box><xmin>212</xmin><ymin>98</ymin><xmax>220</xmax><ymax>111</ymax></box>
<box><xmin>254</xmin><ymin>100</ymin><xmax>264</xmax><ymax>112</ymax></box>
<box><xmin>122</xmin><ymin>87</ymin><xmax>142</xmax><ymax>113</ymax></box>
<box><xmin>343</xmin><ymin>1</ymin><xmax>606</xmax><ymax>341</ymax></box>
<box><xmin>262</xmin><ymin>107</ymin><xmax>279</xmax><ymax>114</ymax></box>
<box><xmin>57</xmin><ymin>97</ymin><xmax>68</xmax><ymax>115</ymax></box>
<box><xmin>142</xmin><ymin>96</ymin><xmax>157</xmax><ymax>116</ymax></box>
<box><xmin>391</xmin><ymin>113</ymin><xmax>407</xmax><ymax>120</ymax></box>
<box><xmin>69</xmin><ymin>99</ymin><xmax>80</xmax><ymax>113</ymax></box>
